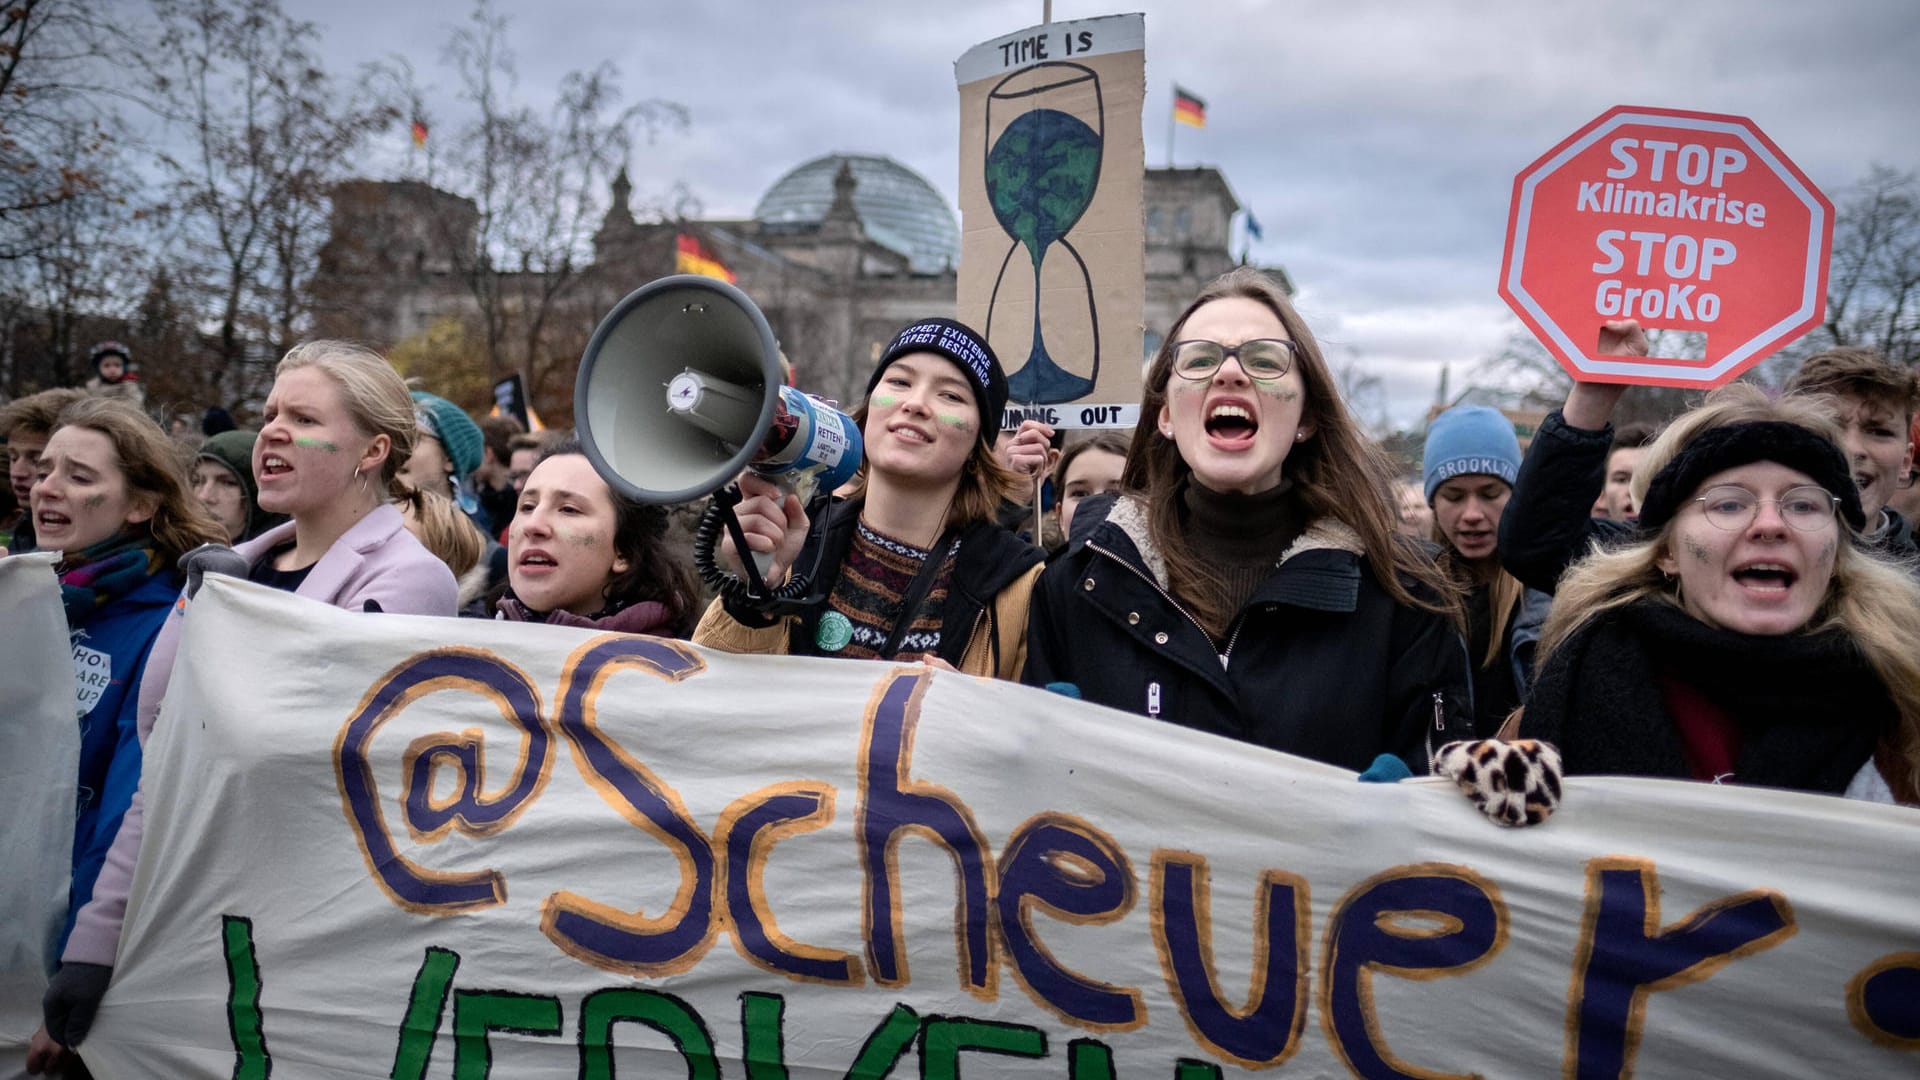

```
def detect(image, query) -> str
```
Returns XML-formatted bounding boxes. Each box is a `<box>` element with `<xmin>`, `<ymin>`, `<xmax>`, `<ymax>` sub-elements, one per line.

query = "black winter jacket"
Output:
<box><xmin>1022</xmin><ymin>496</ymin><xmax>1474</xmax><ymax>772</ymax></box>
<box><xmin>1500</xmin><ymin>410</ymin><xmax>1920</xmax><ymax>595</ymax></box>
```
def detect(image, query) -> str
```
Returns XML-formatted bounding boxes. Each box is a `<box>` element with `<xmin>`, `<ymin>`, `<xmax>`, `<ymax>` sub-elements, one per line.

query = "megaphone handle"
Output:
<box><xmin>710</xmin><ymin>485</ymin><xmax>773</xmax><ymax>597</ymax></box>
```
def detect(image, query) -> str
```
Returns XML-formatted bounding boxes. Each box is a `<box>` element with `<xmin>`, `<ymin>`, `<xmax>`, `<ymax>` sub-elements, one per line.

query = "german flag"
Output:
<box><xmin>675</xmin><ymin>233</ymin><xmax>735</xmax><ymax>284</ymax></box>
<box><xmin>1173</xmin><ymin>86</ymin><xmax>1206</xmax><ymax>129</ymax></box>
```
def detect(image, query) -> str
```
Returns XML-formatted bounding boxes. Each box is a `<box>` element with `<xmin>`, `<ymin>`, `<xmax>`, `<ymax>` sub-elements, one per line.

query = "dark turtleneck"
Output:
<box><xmin>1181</xmin><ymin>478</ymin><xmax>1309</xmax><ymax>621</ymax></box>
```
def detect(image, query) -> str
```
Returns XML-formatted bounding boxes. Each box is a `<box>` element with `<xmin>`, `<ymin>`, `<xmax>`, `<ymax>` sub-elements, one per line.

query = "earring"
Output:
<box><xmin>1294</xmin><ymin>432</ymin><xmax>1306</xmax><ymax>442</ymax></box>
<box><xmin>355</xmin><ymin>469</ymin><xmax>370</xmax><ymax>498</ymax></box>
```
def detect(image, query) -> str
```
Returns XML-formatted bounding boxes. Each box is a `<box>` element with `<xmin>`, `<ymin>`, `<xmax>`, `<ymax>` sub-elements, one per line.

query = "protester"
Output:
<box><xmin>2</xmin><ymin>388</ymin><xmax>88</xmax><ymax>554</ymax></box>
<box><xmin>22</xmin><ymin>398</ymin><xmax>226</xmax><ymax>1075</ymax></box>
<box><xmin>400</xmin><ymin>390</ymin><xmax>487</xmax><ymax>528</ymax></box>
<box><xmin>1051</xmin><ymin>431</ymin><xmax>1127</xmax><ymax>552</ymax></box>
<box><xmin>1023</xmin><ymin>268</ymin><xmax>1473</xmax><ymax>769</ymax></box>
<box><xmin>1394</xmin><ymin>476</ymin><xmax>1434</xmax><ymax>538</ymax></box>
<box><xmin>191</xmin><ymin>430</ymin><xmax>286</xmax><ymax>544</ymax></box>
<box><xmin>1782</xmin><ymin>346</ymin><xmax>1919</xmax><ymax>557</ymax></box>
<box><xmin>474</xmin><ymin>413</ymin><xmax>525</xmax><ymax>537</ymax></box>
<box><xmin>695</xmin><ymin>317</ymin><xmax>1043</xmax><ymax>678</ymax></box>
<box><xmin>81</xmin><ymin>342</ymin><xmax>144</xmax><ymax>408</ymax></box>
<box><xmin>1423</xmin><ymin>404</ymin><xmax>1550</xmax><ymax>733</ymax></box>
<box><xmin>42</xmin><ymin>341</ymin><xmax>458</xmax><ymax>1062</ymax></box>
<box><xmin>1594</xmin><ymin>422</ymin><xmax>1654</xmax><ymax>520</ymax></box>
<box><xmin>508</xmin><ymin>432</ymin><xmax>546</xmax><ymax>495</ymax></box>
<box><xmin>1503</xmin><ymin>324</ymin><xmax>1920</xmax><ymax>595</ymax></box>
<box><xmin>201</xmin><ymin>404</ymin><xmax>236</xmax><ymax>437</ymax></box>
<box><xmin>497</xmin><ymin>437</ymin><xmax>700</xmax><ymax>636</ymax></box>
<box><xmin>1517</xmin><ymin>383</ymin><xmax>1919</xmax><ymax>805</ymax></box>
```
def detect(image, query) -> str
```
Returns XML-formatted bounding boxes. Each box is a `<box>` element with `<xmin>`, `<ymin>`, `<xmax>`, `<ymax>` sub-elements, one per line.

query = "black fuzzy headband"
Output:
<box><xmin>1637</xmin><ymin>420</ymin><xmax>1865</xmax><ymax>533</ymax></box>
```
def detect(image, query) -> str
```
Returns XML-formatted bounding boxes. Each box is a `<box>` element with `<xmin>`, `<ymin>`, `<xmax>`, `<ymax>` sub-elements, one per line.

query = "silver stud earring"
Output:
<box><xmin>1295</xmin><ymin>432</ymin><xmax>1306</xmax><ymax>442</ymax></box>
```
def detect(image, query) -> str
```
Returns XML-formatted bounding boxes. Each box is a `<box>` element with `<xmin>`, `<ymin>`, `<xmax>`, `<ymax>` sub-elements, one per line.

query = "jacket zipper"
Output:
<box><xmin>1085</xmin><ymin>540</ymin><xmax>1230</xmax><ymax>666</ymax></box>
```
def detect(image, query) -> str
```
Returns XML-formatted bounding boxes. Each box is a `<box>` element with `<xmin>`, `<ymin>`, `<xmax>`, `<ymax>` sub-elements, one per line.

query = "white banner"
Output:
<box><xmin>0</xmin><ymin>554</ymin><xmax>80</xmax><ymax>1080</ymax></box>
<box><xmin>15</xmin><ymin>576</ymin><xmax>1914</xmax><ymax>1077</ymax></box>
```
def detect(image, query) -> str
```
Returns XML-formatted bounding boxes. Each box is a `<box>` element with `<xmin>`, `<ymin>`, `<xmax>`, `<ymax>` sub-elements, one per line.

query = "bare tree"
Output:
<box><xmin>431</xmin><ymin>0</ymin><xmax>687</xmax><ymax>400</ymax></box>
<box><xmin>1818</xmin><ymin>165</ymin><xmax>1920</xmax><ymax>364</ymax></box>
<box><xmin>149</xmin><ymin>0</ymin><xmax>396</xmax><ymax>402</ymax></box>
<box><xmin>0</xmin><ymin>0</ymin><xmax>128</xmax><ymax>261</ymax></box>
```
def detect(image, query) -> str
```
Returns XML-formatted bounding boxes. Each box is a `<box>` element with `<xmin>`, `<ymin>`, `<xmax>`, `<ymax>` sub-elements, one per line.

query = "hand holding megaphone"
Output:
<box><xmin>716</xmin><ymin>473</ymin><xmax>811</xmax><ymax>587</ymax></box>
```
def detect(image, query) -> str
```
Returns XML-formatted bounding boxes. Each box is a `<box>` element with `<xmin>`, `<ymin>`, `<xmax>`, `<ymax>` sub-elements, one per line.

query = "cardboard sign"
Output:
<box><xmin>33</xmin><ymin>577</ymin><xmax>1920</xmax><ymax>1077</ymax></box>
<box><xmin>1499</xmin><ymin>105</ymin><xmax>1833</xmax><ymax>387</ymax></box>
<box><xmin>955</xmin><ymin>14</ymin><xmax>1146</xmax><ymax>430</ymax></box>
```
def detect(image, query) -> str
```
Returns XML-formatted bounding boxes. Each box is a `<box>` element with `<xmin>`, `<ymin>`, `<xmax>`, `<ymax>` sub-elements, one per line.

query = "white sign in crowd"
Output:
<box><xmin>2</xmin><ymin>570</ymin><xmax>1917</xmax><ymax>1077</ymax></box>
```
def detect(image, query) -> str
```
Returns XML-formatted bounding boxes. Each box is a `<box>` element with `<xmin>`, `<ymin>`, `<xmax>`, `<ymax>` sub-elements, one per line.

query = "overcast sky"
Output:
<box><xmin>285</xmin><ymin>0</ymin><xmax>1920</xmax><ymax>428</ymax></box>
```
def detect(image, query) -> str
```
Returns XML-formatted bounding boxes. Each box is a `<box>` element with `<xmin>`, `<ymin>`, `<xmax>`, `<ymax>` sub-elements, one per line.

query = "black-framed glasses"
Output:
<box><xmin>1170</xmin><ymin>338</ymin><xmax>1298</xmax><ymax>381</ymax></box>
<box><xmin>1692</xmin><ymin>485</ymin><xmax>1839</xmax><ymax>532</ymax></box>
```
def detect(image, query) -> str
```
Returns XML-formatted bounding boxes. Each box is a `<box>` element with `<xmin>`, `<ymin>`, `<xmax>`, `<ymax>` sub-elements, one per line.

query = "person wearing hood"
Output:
<box><xmin>81</xmin><ymin>341</ymin><xmax>145</xmax><ymax>409</ymax></box>
<box><xmin>191</xmin><ymin>429</ymin><xmax>286</xmax><ymax>544</ymax></box>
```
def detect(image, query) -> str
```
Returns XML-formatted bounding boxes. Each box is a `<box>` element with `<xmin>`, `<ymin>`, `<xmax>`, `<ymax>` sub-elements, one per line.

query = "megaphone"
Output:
<box><xmin>574</xmin><ymin>275</ymin><xmax>862</xmax><ymax>505</ymax></box>
<box><xmin>573</xmin><ymin>274</ymin><xmax>862</xmax><ymax>605</ymax></box>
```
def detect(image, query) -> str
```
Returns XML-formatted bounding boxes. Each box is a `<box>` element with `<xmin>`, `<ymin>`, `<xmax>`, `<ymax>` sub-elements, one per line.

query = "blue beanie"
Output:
<box><xmin>1423</xmin><ymin>405</ymin><xmax>1522</xmax><ymax>501</ymax></box>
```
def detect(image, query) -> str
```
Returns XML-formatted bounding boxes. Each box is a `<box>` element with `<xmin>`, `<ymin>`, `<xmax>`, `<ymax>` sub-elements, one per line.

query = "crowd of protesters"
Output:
<box><xmin>7</xmin><ymin>269</ymin><xmax>1919</xmax><ymax>1074</ymax></box>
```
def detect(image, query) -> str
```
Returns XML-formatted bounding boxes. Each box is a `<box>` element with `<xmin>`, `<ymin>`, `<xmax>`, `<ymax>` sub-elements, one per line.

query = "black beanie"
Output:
<box><xmin>867</xmin><ymin>318</ymin><xmax>1008</xmax><ymax>439</ymax></box>
<box><xmin>1637</xmin><ymin>420</ymin><xmax>1865</xmax><ymax>533</ymax></box>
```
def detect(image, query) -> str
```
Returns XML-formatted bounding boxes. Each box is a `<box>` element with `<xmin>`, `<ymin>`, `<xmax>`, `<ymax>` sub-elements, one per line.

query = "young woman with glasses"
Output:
<box><xmin>1022</xmin><ymin>268</ymin><xmax>1473</xmax><ymax>772</ymax></box>
<box><xmin>1517</xmin><ymin>383</ymin><xmax>1920</xmax><ymax>804</ymax></box>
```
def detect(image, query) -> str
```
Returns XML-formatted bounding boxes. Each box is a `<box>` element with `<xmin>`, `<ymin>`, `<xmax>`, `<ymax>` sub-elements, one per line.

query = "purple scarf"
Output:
<box><xmin>57</xmin><ymin>531</ymin><xmax>166</xmax><ymax>622</ymax></box>
<box><xmin>495</xmin><ymin>596</ymin><xmax>678</xmax><ymax>638</ymax></box>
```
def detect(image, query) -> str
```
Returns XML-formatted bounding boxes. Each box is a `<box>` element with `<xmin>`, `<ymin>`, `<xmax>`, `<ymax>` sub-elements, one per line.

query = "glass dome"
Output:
<box><xmin>754</xmin><ymin>153</ymin><xmax>960</xmax><ymax>275</ymax></box>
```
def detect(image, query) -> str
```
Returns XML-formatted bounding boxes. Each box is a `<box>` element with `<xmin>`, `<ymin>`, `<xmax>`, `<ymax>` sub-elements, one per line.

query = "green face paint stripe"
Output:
<box><xmin>293</xmin><ymin>437</ymin><xmax>340</xmax><ymax>451</ymax></box>
<box><xmin>935</xmin><ymin>414</ymin><xmax>973</xmax><ymax>429</ymax></box>
<box><xmin>870</xmin><ymin>395</ymin><xmax>901</xmax><ymax>407</ymax></box>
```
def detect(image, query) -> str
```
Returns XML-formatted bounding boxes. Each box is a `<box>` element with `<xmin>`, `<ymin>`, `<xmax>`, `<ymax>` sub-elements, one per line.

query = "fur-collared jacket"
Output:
<box><xmin>1022</xmin><ymin>496</ymin><xmax>1475</xmax><ymax>772</ymax></box>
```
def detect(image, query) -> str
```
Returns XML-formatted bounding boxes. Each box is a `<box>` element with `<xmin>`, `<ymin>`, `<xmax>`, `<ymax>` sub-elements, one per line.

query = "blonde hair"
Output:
<box><xmin>402</xmin><ymin>489</ymin><xmax>485</xmax><ymax>577</ymax></box>
<box><xmin>50</xmin><ymin>397</ymin><xmax>226</xmax><ymax>568</ymax></box>
<box><xmin>274</xmin><ymin>341</ymin><xmax>425</xmax><ymax>515</ymax></box>
<box><xmin>1124</xmin><ymin>268</ymin><xmax>1461</xmax><ymax>636</ymax></box>
<box><xmin>1541</xmin><ymin>383</ymin><xmax>1920</xmax><ymax>798</ymax></box>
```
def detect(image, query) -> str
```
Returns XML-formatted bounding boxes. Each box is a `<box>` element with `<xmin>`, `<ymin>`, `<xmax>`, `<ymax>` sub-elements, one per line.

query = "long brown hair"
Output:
<box><xmin>51</xmin><ymin>397</ymin><xmax>226</xmax><ymax>569</ymax></box>
<box><xmin>1123</xmin><ymin>268</ymin><xmax>1461</xmax><ymax>635</ymax></box>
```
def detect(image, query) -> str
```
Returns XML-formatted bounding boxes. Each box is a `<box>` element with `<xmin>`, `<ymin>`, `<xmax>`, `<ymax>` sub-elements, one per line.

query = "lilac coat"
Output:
<box><xmin>62</xmin><ymin>505</ymin><xmax>457</xmax><ymax>965</ymax></box>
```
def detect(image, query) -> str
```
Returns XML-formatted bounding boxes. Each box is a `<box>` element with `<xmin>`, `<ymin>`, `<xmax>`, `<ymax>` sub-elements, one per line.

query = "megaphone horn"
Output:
<box><xmin>573</xmin><ymin>275</ymin><xmax>862</xmax><ymax>506</ymax></box>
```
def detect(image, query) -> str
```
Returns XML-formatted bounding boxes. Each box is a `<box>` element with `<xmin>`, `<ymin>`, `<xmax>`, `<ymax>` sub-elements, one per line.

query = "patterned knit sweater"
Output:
<box><xmin>818</xmin><ymin>520</ymin><xmax>958</xmax><ymax>659</ymax></box>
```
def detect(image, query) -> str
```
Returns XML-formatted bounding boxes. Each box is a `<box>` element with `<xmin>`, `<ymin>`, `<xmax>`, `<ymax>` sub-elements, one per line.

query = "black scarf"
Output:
<box><xmin>1521</xmin><ymin>599</ymin><xmax>1891</xmax><ymax>794</ymax></box>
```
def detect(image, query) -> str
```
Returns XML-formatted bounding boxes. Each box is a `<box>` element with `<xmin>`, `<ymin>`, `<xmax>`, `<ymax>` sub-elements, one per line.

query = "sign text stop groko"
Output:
<box><xmin>1499</xmin><ymin>105</ymin><xmax>1834</xmax><ymax>388</ymax></box>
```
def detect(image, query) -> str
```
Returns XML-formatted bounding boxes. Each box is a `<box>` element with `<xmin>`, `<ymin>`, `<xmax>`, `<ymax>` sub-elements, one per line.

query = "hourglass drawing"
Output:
<box><xmin>984</xmin><ymin>62</ymin><xmax>1103</xmax><ymax>404</ymax></box>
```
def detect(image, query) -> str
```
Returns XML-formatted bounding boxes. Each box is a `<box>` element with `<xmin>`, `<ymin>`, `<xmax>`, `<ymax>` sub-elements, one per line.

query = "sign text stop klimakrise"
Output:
<box><xmin>1500</xmin><ymin>105</ymin><xmax>1833</xmax><ymax>388</ymax></box>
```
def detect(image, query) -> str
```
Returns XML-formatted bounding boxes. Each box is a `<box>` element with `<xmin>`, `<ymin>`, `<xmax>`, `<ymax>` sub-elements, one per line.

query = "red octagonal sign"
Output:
<box><xmin>1499</xmin><ymin>105</ymin><xmax>1834</xmax><ymax>388</ymax></box>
